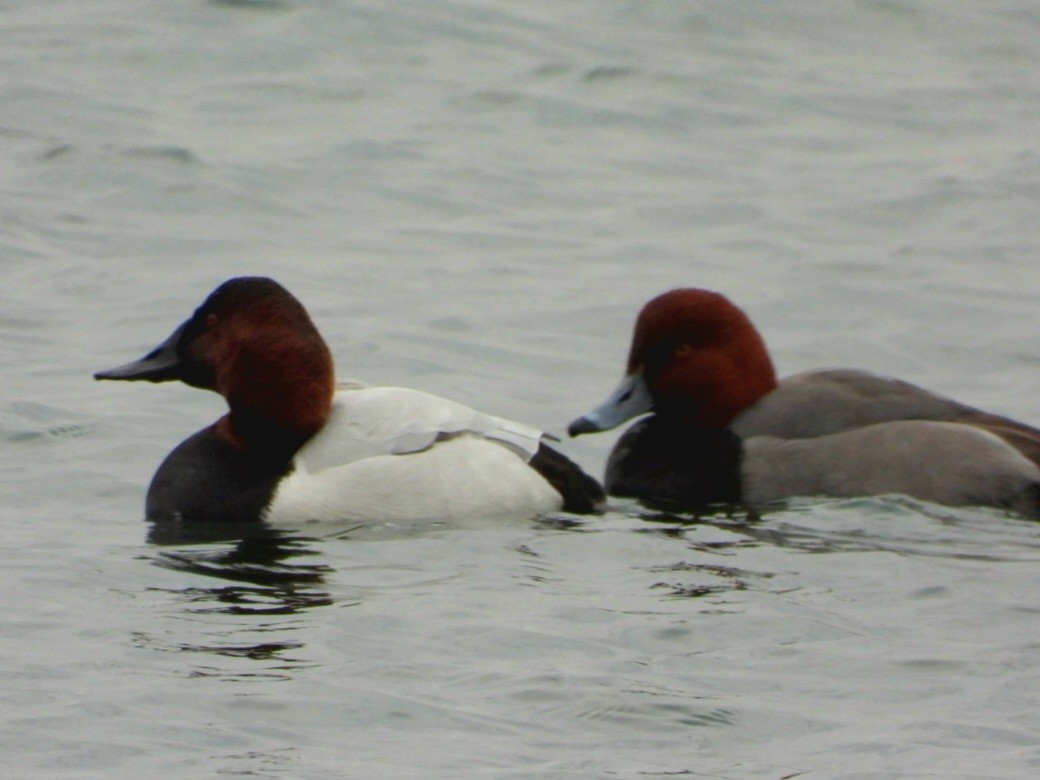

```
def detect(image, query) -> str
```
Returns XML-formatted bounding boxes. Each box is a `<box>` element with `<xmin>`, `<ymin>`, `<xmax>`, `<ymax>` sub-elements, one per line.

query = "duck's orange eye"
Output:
<box><xmin>673</xmin><ymin>343</ymin><xmax>693</xmax><ymax>358</ymax></box>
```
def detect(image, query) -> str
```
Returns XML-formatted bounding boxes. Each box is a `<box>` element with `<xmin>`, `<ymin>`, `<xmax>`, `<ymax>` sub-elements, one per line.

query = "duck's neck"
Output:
<box><xmin>215</xmin><ymin>329</ymin><xmax>335</xmax><ymax>460</ymax></box>
<box><xmin>657</xmin><ymin>359</ymin><xmax>778</xmax><ymax>430</ymax></box>
<box><xmin>701</xmin><ymin>371</ymin><xmax>778</xmax><ymax>430</ymax></box>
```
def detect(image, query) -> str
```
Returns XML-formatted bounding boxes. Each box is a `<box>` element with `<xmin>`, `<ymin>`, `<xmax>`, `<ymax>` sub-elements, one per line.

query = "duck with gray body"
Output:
<box><xmin>569</xmin><ymin>289</ymin><xmax>1040</xmax><ymax>516</ymax></box>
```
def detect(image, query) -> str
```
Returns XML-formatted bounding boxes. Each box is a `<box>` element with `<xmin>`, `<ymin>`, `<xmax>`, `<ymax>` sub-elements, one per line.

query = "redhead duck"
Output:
<box><xmin>96</xmin><ymin>277</ymin><xmax>603</xmax><ymax>524</ymax></box>
<box><xmin>568</xmin><ymin>288</ymin><xmax>1040</xmax><ymax>516</ymax></box>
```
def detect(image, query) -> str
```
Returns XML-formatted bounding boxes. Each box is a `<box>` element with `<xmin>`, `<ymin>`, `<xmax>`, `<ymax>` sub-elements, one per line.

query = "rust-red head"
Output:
<box><xmin>96</xmin><ymin>277</ymin><xmax>336</xmax><ymax>453</ymax></box>
<box><xmin>569</xmin><ymin>288</ymin><xmax>778</xmax><ymax>435</ymax></box>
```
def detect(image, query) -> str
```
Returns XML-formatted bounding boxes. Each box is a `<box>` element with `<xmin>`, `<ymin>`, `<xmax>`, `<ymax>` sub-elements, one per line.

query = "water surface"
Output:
<box><xmin>3</xmin><ymin>2</ymin><xmax>1040</xmax><ymax>778</ymax></box>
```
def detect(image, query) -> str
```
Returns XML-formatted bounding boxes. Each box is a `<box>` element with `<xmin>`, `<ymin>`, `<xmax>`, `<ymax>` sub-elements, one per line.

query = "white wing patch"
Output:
<box><xmin>294</xmin><ymin>386</ymin><xmax>546</xmax><ymax>475</ymax></box>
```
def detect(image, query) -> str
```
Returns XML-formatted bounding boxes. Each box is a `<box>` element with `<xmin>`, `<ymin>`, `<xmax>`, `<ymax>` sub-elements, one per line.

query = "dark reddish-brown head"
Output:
<box><xmin>629</xmin><ymin>289</ymin><xmax>777</xmax><ymax>427</ymax></box>
<box><xmin>569</xmin><ymin>288</ymin><xmax>777</xmax><ymax>436</ymax></box>
<box><xmin>96</xmin><ymin>277</ymin><xmax>336</xmax><ymax>455</ymax></box>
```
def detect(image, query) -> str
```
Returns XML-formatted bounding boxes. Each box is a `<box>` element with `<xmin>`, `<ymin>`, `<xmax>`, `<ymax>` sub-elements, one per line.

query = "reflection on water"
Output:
<box><xmin>628</xmin><ymin>495</ymin><xmax>1040</xmax><ymax>561</ymax></box>
<box><xmin>131</xmin><ymin>628</ymin><xmax>309</xmax><ymax>669</ymax></box>
<box><xmin>139</xmin><ymin>518</ymin><xmax>346</xmax><ymax>678</ymax></box>
<box><xmin>147</xmin><ymin>518</ymin><xmax>339</xmax><ymax>615</ymax></box>
<box><xmin>647</xmin><ymin>561</ymin><xmax>758</xmax><ymax>600</ymax></box>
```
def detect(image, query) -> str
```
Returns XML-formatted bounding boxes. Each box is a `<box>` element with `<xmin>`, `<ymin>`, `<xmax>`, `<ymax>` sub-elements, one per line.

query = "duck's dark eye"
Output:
<box><xmin>205</xmin><ymin>313</ymin><xmax>218</xmax><ymax>328</ymax></box>
<box><xmin>618</xmin><ymin>389</ymin><xmax>632</xmax><ymax>403</ymax></box>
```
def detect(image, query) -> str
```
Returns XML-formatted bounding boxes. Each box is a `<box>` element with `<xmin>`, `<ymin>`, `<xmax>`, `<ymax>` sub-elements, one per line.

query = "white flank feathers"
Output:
<box><xmin>264</xmin><ymin>386</ymin><xmax>561</xmax><ymax>524</ymax></box>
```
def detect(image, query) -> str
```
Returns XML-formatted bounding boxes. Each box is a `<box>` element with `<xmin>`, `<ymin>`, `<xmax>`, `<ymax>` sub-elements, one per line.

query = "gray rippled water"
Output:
<box><xmin>3</xmin><ymin>2</ymin><xmax>1040</xmax><ymax>778</ymax></box>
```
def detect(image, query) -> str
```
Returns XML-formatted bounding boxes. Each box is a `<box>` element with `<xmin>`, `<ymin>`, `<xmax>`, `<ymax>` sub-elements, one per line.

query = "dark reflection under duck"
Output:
<box><xmin>147</xmin><ymin>516</ymin><xmax>341</xmax><ymax>616</ymax></box>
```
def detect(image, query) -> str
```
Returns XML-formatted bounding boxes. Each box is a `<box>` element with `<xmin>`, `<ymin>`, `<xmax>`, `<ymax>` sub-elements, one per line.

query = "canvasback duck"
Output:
<box><xmin>568</xmin><ymin>288</ymin><xmax>1040</xmax><ymax>516</ymax></box>
<box><xmin>96</xmin><ymin>277</ymin><xmax>603</xmax><ymax>524</ymax></box>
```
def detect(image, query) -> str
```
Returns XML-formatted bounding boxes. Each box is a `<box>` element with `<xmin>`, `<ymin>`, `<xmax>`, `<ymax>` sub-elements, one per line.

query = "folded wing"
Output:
<box><xmin>295</xmin><ymin>386</ymin><xmax>545</xmax><ymax>474</ymax></box>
